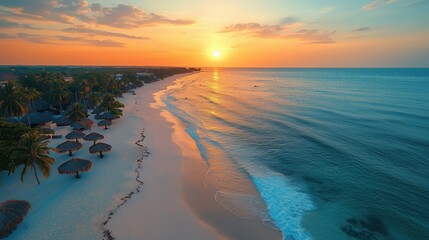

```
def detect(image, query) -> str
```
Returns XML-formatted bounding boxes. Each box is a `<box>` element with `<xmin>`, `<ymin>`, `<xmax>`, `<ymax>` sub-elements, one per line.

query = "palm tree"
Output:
<box><xmin>98</xmin><ymin>94</ymin><xmax>124</xmax><ymax>115</ymax></box>
<box><xmin>0</xmin><ymin>82</ymin><xmax>29</xmax><ymax>119</ymax></box>
<box><xmin>67</xmin><ymin>102</ymin><xmax>88</xmax><ymax>122</ymax></box>
<box><xmin>22</xmin><ymin>87</ymin><xmax>41</xmax><ymax>126</ymax></box>
<box><xmin>11</xmin><ymin>131</ymin><xmax>55</xmax><ymax>185</ymax></box>
<box><xmin>78</xmin><ymin>80</ymin><xmax>91</xmax><ymax>102</ymax></box>
<box><xmin>39</xmin><ymin>71</ymin><xmax>51</xmax><ymax>89</ymax></box>
<box><xmin>87</xmin><ymin>92</ymin><xmax>101</xmax><ymax>109</ymax></box>
<box><xmin>46</xmin><ymin>81</ymin><xmax>70</xmax><ymax>111</ymax></box>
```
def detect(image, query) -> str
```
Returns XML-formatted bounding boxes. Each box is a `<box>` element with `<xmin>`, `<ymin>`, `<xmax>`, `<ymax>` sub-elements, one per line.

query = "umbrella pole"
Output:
<box><xmin>68</xmin><ymin>150</ymin><xmax>73</xmax><ymax>156</ymax></box>
<box><xmin>93</xmin><ymin>140</ymin><xmax>96</xmax><ymax>145</ymax></box>
<box><xmin>99</xmin><ymin>152</ymin><xmax>104</xmax><ymax>158</ymax></box>
<box><xmin>104</xmin><ymin>125</ymin><xmax>107</xmax><ymax>130</ymax></box>
<box><xmin>75</xmin><ymin>171</ymin><xmax>80</xmax><ymax>179</ymax></box>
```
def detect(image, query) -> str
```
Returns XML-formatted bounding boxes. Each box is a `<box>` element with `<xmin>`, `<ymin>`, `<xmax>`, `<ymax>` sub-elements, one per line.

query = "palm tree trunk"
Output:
<box><xmin>31</xmin><ymin>162</ymin><xmax>41</xmax><ymax>185</ymax></box>
<box><xmin>26</xmin><ymin>114</ymin><xmax>32</xmax><ymax>127</ymax></box>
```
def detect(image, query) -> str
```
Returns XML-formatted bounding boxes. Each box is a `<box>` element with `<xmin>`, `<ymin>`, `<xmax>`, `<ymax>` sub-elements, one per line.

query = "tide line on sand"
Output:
<box><xmin>101</xmin><ymin>129</ymin><xmax>149</xmax><ymax>240</ymax></box>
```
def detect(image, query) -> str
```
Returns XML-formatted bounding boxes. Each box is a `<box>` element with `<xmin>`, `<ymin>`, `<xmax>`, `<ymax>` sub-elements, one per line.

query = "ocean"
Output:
<box><xmin>160</xmin><ymin>68</ymin><xmax>429</xmax><ymax>240</ymax></box>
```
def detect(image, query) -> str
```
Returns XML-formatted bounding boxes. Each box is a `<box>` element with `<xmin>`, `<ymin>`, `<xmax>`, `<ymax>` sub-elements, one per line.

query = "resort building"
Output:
<box><xmin>115</xmin><ymin>74</ymin><xmax>124</xmax><ymax>81</ymax></box>
<box><xmin>63</xmin><ymin>77</ymin><xmax>74</xmax><ymax>82</ymax></box>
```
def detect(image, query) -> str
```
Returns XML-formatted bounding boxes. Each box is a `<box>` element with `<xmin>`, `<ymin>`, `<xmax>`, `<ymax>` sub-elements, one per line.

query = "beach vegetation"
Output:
<box><xmin>10</xmin><ymin>131</ymin><xmax>55</xmax><ymax>185</ymax></box>
<box><xmin>66</xmin><ymin>102</ymin><xmax>88</xmax><ymax>122</ymax></box>
<box><xmin>46</xmin><ymin>81</ymin><xmax>71</xmax><ymax>111</ymax></box>
<box><xmin>0</xmin><ymin>121</ymin><xmax>31</xmax><ymax>173</ymax></box>
<box><xmin>0</xmin><ymin>82</ymin><xmax>30</xmax><ymax>119</ymax></box>
<box><xmin>98</xmin><ymin>94</ymin><xmax>124</xmax><ymax>116</ymax></box>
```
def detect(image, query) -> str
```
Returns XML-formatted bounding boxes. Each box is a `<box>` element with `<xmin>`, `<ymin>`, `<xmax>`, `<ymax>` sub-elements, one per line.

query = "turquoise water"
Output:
<box><xmin>161</xmin><ymin>69</ymin><xmax>429</xmax><ymax>240</ymax></box>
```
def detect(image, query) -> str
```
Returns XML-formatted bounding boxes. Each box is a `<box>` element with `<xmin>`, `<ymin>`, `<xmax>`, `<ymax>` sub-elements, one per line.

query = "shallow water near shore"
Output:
<box><xmin>161</xmin><ymin>68</ymin><xmax>429</xmax><ymax>240</ymax></box>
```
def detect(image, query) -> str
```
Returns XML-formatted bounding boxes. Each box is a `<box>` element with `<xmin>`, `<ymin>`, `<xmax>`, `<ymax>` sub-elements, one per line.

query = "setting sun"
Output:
<box><xmin>212</xmin><ymin>51</ymin><xmax>221</xmax><ymax>58</ymax></box>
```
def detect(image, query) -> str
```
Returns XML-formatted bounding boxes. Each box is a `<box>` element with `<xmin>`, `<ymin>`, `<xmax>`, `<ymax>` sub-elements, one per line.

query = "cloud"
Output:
<box><xmin>62</xmin><ymin>27</ymin><xmax>150</xmax><ymax>39</ymax></box>
<box><xmin>56</xmin><ymin>35</ymin><xmax>125</xmax><ymax>47</ymax></box>
<box><xmin>0</xmin><ymin>19</ymin><xmax>19</xmax><ymax>28</ymax></box>
<box><xmin>363</xmin><ymin>0</ymin><xmax>395</xmax><ymax>10</ymax></box>
<box><xmin>85</xmin><ymin>39</ymin><xmax>124</xmax><ymax>47</ymax></box>
<box><xmin>90</xmin><ymin>3</ymin><xmax>102</xmax><ymax>12</ymax></box>
<box><xmin>0</xmin><ymin>1</ymin><xmax>195</xmax><ymax>29</ymax></box>
<box><xmin>280</xmin><ymin>17</ymin><xmax>298</xmax><ymax>25</ymax></box>
<box><xmin>56</xmin><ymin>35</ymin><xmax>83</xmax><ymax>41</ymax></box>
<box><xmin>96</xmin><ymin>4</ymin><xmax>195</xmax><ymax>28</ymax></box>
<box><xmin>0</xmin><ymin>33</ymin><xmax>17</xmax><ymax>39</ymax></box>
<box><xmin>403</xmin><ymin>0</ymin><xmax>429</xmax><ymax>7</ymax></box>
<box><xmin>0</xmin><ymin>31</ymin><xmax>125</xmax><ymax>47</ymax></box>
<box><xmin>0</xmin><ymin>19</ymin><xmax>39</xmax><ymax>29</ymax></box>
<box><xmin>353</xmin><ymin>27</ymin><xmax>371</xmax><ymax>32</ymax></box>
<box><xmin>288</xmin><ymin>29</ymin><xmax>336</xmax><ymax>44</ymax></box>
<box><xmin>0</xmin><ymin>32</ymin><xmax>53</xmax><ymax>44</ymax></box>
<box><xmin>56</xmin><ymin>35</ymin><xmax>124</xmax><ymax>47</ymax></box>
<box><xmin>220</xmin><ymin>23</ymin><xmax>284</xmax><ymax>38</ymax></box>
<box><xmin>0</xmin><ymin>0</ymin><xmax>92</xmax><ymax>23</ymax></box>
<box><xmin>319</xmin><ymin>7</ymin><xmax>333</xmax><ymax>14</ymax></box>
<box><xmin>16</xmin><ymin>32</ymin><xmax>50</xmax><ymax>43</ymax></box>
<box><xmin>220</xmin><ymin>22</ymin><xmax>335</xmax><ymax>44</ymax></box>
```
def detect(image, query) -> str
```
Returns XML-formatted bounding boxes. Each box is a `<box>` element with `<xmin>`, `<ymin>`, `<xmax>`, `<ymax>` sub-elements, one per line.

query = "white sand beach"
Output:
<box><xmin>0</xmin><ymin>72</ymin><xmax>281</xmax><ymax>240</ymax></box>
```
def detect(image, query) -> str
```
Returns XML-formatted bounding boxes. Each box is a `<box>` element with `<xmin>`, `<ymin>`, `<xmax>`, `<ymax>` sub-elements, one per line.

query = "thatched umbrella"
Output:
<box><xmin>0</xmin><ymin>200</ymin><xmax>31</xmax><ymax>238</ymax></box>
<box><xmin>89</xmin><ymin>142</ymin><xmax>112</xmax><ymax>158</ymax></box>
<box><xmin>58</xmin><ymin>158</ymin><xmax>92</xmax><ymax>179</ymax></box>
<box><xmin>65</xmin><ymin>131</ymin><xmax>86</xmax><ymax>142</ymax></box>
<box><xmin>39</xmin><ymin>128</ymin><xmax>55</xmax><ymax>135</ymax></box>
<box><xmin>83</xmin><ymin>132</ymin><xmax>104</xmax><ymax>145</ymax></box>
<box><xmin>30</xmin><ymin>99</ymin><xmax>50</xmax><ymax>112</ymax></box>
<box><xmin>55</xmin><ymin>141</ymin><xmax>83</xmax><ymax>156</ymax></box>
<box><xmin>97</xmin><ymin>119</ymin><xmax>112</xmax><ymax>130</ymax></box>
<box><xmin>98</xmin><ymin>112</ymin><xmax>119</xmax><ymax>121</ymax></box>
<box><xmin>92</xmin><ymin>108</ymin><xmax>102</xmax><ymax>115</ymax></box>
<box><xmin>71</xmin><ymin>118</ymin><xmax>94</xmax><ymax>130</ymax></box>
<box><xmin>20</xmin><ymin>111</ymin><xmax>53</xmax><ymax>126</ymax></box>
<box><xmin>54</xmin><ymin>116</ymin><xmax>73</xmax><ymax>126</ymax></box>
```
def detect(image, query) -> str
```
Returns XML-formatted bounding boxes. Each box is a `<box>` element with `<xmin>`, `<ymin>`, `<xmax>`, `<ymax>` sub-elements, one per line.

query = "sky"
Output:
<box><xmin>0</xmin><ymin>0</ymin><xmax>428</xmax><ymax>67</ymax></box>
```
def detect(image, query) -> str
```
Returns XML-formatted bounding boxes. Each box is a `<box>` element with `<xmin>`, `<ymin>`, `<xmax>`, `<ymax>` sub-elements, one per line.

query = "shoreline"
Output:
<box><xmin>107</xmin><ymin>72</ymin><xmax>282</xmax><ymax>239</ymax></box>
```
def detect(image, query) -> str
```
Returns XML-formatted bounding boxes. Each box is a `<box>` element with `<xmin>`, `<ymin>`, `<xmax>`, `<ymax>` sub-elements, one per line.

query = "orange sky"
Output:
<box><xmin>1</xmin><ymin>0</ymin><xmax>428</xmax><ymax>67</ymax></box>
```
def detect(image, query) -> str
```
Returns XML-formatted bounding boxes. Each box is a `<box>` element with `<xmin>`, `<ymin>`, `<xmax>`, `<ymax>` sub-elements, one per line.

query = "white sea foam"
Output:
<box><xmin>252</xmin><ymin>172</ymin><xmax>315</xmax><ymax>240</ymax></box>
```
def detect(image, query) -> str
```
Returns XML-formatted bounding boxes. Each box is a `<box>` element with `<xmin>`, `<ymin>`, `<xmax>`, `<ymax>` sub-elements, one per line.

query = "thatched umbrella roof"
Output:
<box><xmin>30</xmin><ymin>99</ymin><xmax>50</xmax><ymax>111</ymax></box>
<box><xmin>58</xmin><ymin>158</ymin><xmax>92</xmax><ymax>179</ymax></box>
<box><xmin>97</xmin><ymin>119</ymin><xmax>112</xmax><ymax>130</ymax></box>
<box><xmin>39</xmin><ymin>128</ymin><xmax>55</xmax><ymax>135</ymax></box>
<box><xmin>71</xmin><ymin>118</ymin><xmax>93</xmax><ymax>130</ymax></box>
<box><xmin>20</xmin><ymin>111</ymin><xmax>53</xmax><ymax>125</ymax></box>
<box><xmin>98</xmin><ymin>112</ymin><xmax>119</xmax><ymax>121</ymax></box>
<box><xmin>65</xmin><ymin>131</ymin><xmax>86</xmax><ymax>142</ymax></box>
<box><xmin>89</xmin><ymin>142</ymin><xmax>112</xmax><ymax>158</ymax></box>
<box><xmin>83</xmin><ymin>132</ymin><xmax>104</xmax><ymax>145</ymax></box>
<box><xmin>0</xmin><ymin>200</ymin><xmax>31</xmax><ymax>238</ymax></box>
<box><xmin>55</xmin><ymin>141</ymin><xmax>83</xmax><ymax>156</ymax></box>
<box><xmin>54</xmin><ymin>116</ymin><xmax>73</xmax><ymax>126</ymax></box>
<box><xmin>92</xmin><ymin>108</ymin><xmax>103</xmax><ymax>115</ymax></box>
<box><xmin>42</xmin><ymin>110</ymin><xmax>55</xmax><ymax>116</ymax></box>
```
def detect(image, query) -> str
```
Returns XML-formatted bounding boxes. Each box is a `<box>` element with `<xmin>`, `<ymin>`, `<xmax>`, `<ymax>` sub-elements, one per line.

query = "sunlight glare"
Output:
<box><xmin>212</xmin><ymin>51</ymin><xmax>220</xmax><ymax>58</ymax></box>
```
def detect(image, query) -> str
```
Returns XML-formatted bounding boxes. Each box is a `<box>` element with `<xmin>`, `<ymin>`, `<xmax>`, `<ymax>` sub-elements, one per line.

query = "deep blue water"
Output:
<box><xmin>161</xmin><ymin>68</ymin><xmax>429</xmax><ymax>240</ymax></box>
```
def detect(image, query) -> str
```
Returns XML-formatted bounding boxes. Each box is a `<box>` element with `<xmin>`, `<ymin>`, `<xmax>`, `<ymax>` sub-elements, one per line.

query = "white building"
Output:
<box><xmin>115</xmin><ymin>74</ymin><xmax>124</xmax><ymax>81</ymax></box>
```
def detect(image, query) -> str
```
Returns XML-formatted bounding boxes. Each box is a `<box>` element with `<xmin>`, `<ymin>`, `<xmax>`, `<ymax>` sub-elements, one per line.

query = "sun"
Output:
<box><xmin>212</xmin><ymin>51</ymin><xmax>220</xmax><ymax>58</ymax></box>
